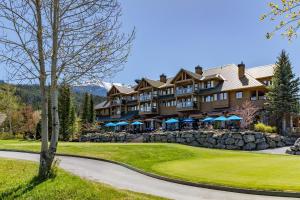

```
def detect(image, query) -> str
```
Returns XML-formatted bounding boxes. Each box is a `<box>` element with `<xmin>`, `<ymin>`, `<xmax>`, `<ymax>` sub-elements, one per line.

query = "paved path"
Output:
<box><xmin>258</xmin><ymin>147</ymin><xmax>290</xmax><ymax>155</ymax></box>
<box><xmin>0</xmin><ymin>151</ymin><xmax>294</xmax><ymax>200</ymax></box>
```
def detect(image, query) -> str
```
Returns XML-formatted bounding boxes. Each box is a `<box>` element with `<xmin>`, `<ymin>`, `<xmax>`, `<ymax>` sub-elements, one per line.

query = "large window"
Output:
<box><xmin>219</xmin><ymin>92</ymin><xmax>228</xmax><ymax>100</ymax></box>
<box><xmin>161</xmin><ymin>100</ymin><xmax>176</xmax><ymax>107</ymax></box>
<box><xmin>203</xmin><ymin>95</ymin><xmax>213</xmax><ymax>102</ymax></box>
<box><xmin>204</xmin><ymin>81</ymin><xmax>213</xmax><ymax>89</ymax></box>
<box><xmin>212</xmin><ymin>92</ymin><xmax>228</xmax><ymax>101</ymax></box>
<box><xmin>236</xmin><ymin>91</ymin><xmax>243</xmax><ymax>99</ymax></box>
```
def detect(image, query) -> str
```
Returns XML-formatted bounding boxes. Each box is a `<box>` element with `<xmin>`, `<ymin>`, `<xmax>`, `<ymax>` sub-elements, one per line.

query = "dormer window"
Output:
<box><xmin>263</xmin><ymin>80</ymin><xmax>272</xmax><ymax>86</ymax></box>
<box><xmin>204</xmin><ymin>80</ymin><xmax>214</xmax><ymax>89</ymax></box>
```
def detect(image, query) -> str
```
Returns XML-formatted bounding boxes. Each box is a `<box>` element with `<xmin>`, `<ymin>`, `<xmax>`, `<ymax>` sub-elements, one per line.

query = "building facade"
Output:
<box><xmin>95</xmin><ymin>63</ymin><xmax>275</xmax><ymax>128</ymax></box>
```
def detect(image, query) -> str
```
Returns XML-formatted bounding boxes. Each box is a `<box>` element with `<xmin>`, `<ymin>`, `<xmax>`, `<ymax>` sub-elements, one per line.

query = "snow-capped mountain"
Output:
<box><xmin>72</xmin><ymin>80</ymin><xmax>124</xmax><ymax>97</ymax></box>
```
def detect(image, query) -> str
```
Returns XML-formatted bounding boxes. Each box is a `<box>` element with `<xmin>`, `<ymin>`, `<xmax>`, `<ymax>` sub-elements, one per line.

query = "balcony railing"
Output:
<box><xmin>250</xmin><ymin>96</ymin><xmax>266</xmax><ymax>101</ymax></box>
<box><xmin>139</xmin><ymin>95</ymin><xmax>152</xmax><ymax>101</ymax></box>
<box><xmin>139</xmin><ymin>107</ymin><xmax>157</xmax><ymax>113</ymax></box>
<box><xmin>175</xmin><ymin>88</ymin><xmax>193</xmax><ymax>95</ymax></box>
<box><xmin>158</xmin><ymin>93</ymin><xmax>175</xmax><ymax>99</ymax></box>
<box><xmin>176</xmin><ymin>101</ymin><xmax>197</xmax><ymax>110</ymax></box>
<box><xmin>111</xmin><ymin>99</ymin><xmax>127</xmax><ymax>106</ymax></box>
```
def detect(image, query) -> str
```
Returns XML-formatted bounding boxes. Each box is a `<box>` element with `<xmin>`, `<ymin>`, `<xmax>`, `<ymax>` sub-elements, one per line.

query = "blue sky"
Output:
<box><xmin>110</xmin><ymin>0</ymin><xmax>300</xmax><ymax>84</ymax></box>
<box><xmin>0</xmin><ymin>1</ymin><xmax>299</xmax><ymax>84</ymax></box>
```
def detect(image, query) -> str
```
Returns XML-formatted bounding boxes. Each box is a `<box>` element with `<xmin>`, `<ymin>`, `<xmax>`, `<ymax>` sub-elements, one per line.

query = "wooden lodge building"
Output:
<box><xmin>95</xmin><ymin>63</ymin><xmax>278</xmax><ymax>130</ymax></box>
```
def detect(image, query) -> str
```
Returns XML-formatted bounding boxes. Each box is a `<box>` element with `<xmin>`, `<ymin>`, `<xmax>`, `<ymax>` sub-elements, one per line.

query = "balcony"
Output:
<box><xmin>111</xmin><ymin>99</ymin><xmax>126</xmax><ymax>106</ymax></box>
<box><xmin>139</xmin><ymin>107</ymin><xmax>158</xmax><ymax>114</ymax></box>
<box><xmin>176</xmin><ymin>101</ymin><xmax>198</xmax><ymax>111</ymax></box>
<box><xmin>126</xmin><ymin>98</ymin><xmax>138</xmax><ymax>104</ymax></box>
<box><xmin>139</xmin><ymin>95</ymin><xmax>152</xmax><ymax>102</ymax></box>
<box><xmin>175</xmin><ymin>88</ymin><xmax>193</xmax><ymax>96</ymax></box>
<box><xmin>158</xmin><ymin>93</ymin><xmax>175</xmax><ymax>99</ymax></box>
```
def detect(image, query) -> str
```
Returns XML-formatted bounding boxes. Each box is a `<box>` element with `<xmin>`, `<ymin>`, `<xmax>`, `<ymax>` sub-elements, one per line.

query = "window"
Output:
<box><xmin>204</xmin><ymin>95</ymin><xmax>213</xmax><ymax>102</ymax></box>
<box><xmin>219</xmin><ymin>92</ymin><xmax>228</xmax><ymax>100</ymax></box>
<box><xmin>236</xmin><ymin>91</ymin><xmax>243</xmax><ymax>99</ymax></box>
<box><xmin>263</xmin><ymin>80</ymin><xmax>272</xmax><ymax>86</ymax></box>
<box><xmin>205</xmin><ymin>81</ymin><xmax>213</xmax><ymax>89</ymax></box>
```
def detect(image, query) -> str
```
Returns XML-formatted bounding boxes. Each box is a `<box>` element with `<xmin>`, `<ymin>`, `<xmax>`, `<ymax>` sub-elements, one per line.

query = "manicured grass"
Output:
<box><xmin>1</xmin><ymin>139</ymin><xmax>300</xmax><ymax>192</ymax></box>
<box><xmin>0</xmin><ymin>158</ymin><xmax>164</xmax><ymax>200</ymax></box>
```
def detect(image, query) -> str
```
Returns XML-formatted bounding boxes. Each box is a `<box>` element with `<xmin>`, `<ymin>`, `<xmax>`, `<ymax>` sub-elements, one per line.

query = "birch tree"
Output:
<box><xmin>0</xmin><ymin>0</ymin><xmax>134</xmax><ymax>179</ymax></box>
<box><xmin>261</xmin><ymin>0</ymin><xmax>300</xmax><ymax>40</ymax></box>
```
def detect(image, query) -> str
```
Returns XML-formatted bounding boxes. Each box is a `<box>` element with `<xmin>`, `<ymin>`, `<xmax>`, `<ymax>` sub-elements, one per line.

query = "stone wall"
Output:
<box><xmin>286</xmin><ymin>138</ymin><xmax>300</xmax><ymax>155</ymax></box>
<box><xmin>80</xmin><ymin>132</ymin><xmax>142</xmax><ymax>143</ymax></box>
<box><xmin>80</xmin><ymin>130</ymin><xmax>296</xmax><ymax>151</ymax></box>
<box><xmin>142</xmin><ymin>131</ymin><xmax>296</xmax><ymax>150</ymax></box>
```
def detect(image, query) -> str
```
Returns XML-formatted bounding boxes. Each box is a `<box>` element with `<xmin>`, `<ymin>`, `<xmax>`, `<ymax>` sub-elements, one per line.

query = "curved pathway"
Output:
<box><xmin>258</xmin><ymin>146</ymin><xmax>290</xmax><ymax>155</ymax></box>
<box><xmin>0</xmin><ymin>151</ymin><xmax>293</xmax><ymax>200</ymax></box>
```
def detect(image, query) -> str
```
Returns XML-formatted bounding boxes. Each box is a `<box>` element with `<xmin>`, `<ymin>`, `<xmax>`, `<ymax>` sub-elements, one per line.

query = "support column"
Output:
<box><xmin>256</xmin><ymin>90</ymin><xmax>258</xmax><ymax>100</ymax></box>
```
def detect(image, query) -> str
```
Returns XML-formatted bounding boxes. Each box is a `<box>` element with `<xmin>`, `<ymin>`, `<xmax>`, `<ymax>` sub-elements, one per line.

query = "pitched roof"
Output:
<box><xmin>200</xmin><ymin>74</ymin><xmax>225</xmax><ymax>81</ymax></box>
<box><xmin>246</xmin><ymin>64</ymin><xmax>275</xmax><ymax>79</ymax></box>
<box><xmin>170</xmin><ymin>68</ymin><xmax>202</xmax><ymax>84</ymax></box>
<box><xmin>95</xmin><ymin>100</ymin><xmax>110</xmax><ymax>110</ymax></box>
<box><xmin>184</xmin><ymin>69</ymin><xmax>202</xmax><ymax>79</ymax></box>
<box><xmin>114</xmin><ymin>85</ymin><xmax>135</xmax><ymax>94</ymax></box>
<box><xmin>201</xmin><ymin>64</ymin><xmax>264</xmax><ymax>92</ymax></box>
<box><xmin>159</xmin><ymin>77</ymin><xmax>174</xmax><ymax>88</ymax></box>
<box><xmin>143</xmin><ymin>78</ymin><xmax>164</xmax><ymax>88</ymax></box>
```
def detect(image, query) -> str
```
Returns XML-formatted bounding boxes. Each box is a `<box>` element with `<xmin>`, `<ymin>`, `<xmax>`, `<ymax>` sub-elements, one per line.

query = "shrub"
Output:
<box><xmin>254</xmin><ymin>123</ymin><xmax>277</xmax><ymax>133</ymax></box>
<box><xmin>0</xmin><ymin>132</ymin><xmax>23</xmax><ymax>139</ymax></box>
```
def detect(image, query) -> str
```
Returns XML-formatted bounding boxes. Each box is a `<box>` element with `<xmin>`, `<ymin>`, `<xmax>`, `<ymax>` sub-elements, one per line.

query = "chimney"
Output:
<box><xmin>160</xmin><ymin>74</ymin><xmax>167</xmax><ymax>83</ymax></box>
<box><xmin>134</xmin><ymin>79</ymin><xmax>141</xmax><ymax>84</ymax></box>
<box><xmin>238</xmin><ymin>62</ymin><xmax>245</xmax><ymax>79</ymax></box>
<box><xmin>195</xmin><ymin>65</ymin><xmax>203</xmax><ymax>75</ymax></box>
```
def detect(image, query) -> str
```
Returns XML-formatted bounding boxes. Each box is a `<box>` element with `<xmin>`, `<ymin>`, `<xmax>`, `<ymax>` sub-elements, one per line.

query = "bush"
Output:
<box><xmin>0</xmin><ymin>132</ymin><xmax>23</xmax><ymax>140</ymax></box>
<box><xmin>254</xmin><ymin>123</ymin><xmax>277</xmax><ymax>133</ymax></box>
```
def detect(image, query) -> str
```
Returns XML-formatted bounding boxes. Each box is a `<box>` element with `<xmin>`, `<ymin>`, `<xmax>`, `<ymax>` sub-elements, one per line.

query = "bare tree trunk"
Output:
<box><xmin>282</xmin><ymin>113</ymin><xmax>287</xmax><ymax>135</ymax></box>
<box><xmin>47</xmin><ymin>0</ymin><xmax>60</xmax><ymax>174</ymax></box>
<box><xmin>35</xmin><ymin>0</ymin><xmax>51</xmax><ymax>179</ymax></box>
<box><xmin>0</xmin><ymin>0</ymin><xmax>134</xmax><ymax>178</ymax></box>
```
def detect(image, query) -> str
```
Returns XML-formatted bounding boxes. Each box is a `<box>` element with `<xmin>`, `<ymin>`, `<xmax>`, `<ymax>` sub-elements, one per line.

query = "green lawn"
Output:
<box><xmin>1</xmin><ymin>139</ymin><xmax>300</xmax><ymax>192</ymax></box>
<box><xmin>0</xmin><ymin>158</ymin><xmax>164</xmax><ymax>200</ymax></box>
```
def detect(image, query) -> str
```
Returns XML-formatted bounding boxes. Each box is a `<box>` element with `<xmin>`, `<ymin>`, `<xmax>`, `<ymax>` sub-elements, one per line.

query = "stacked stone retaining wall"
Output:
<box><xmin>80</xmin><ymin>130</ymin><xmax>296</xmax><ymax>151</ymax></box>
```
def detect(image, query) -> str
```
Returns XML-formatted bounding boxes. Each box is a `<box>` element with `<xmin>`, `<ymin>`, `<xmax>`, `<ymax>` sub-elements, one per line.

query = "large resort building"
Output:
<box><xmin>95</xmin><ymin>63</ymin><xmax>275</xmax><ymax>129</ymax></box>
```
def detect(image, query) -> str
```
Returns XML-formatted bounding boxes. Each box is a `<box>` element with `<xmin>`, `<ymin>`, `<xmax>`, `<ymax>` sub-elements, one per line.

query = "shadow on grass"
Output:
<box><xmin>0</xmin><ymin>176</ymin><xmax>50</xmax><ymax>200</ymax></box>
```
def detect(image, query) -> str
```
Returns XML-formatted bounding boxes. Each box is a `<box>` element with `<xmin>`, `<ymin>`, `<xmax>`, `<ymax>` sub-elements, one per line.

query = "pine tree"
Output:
<box><xmin>266</xmin><ymin>50</ymin><xmax>300</xmax><ymax>134</ymax></box>
<box><xmin>68</xmin><ymin>103</ymin><xmax>76</xmax><ymax>139</ymax></box>
<box><xmin>58</xmin><ymin>85</ymin><xmax>71</xmax><ymax>140</ymax></box>
<box><xmin>89</xmin><ymin>94</ymin><xmax>94</xmax><ymax>123</ymax></box>
<box><xmin>81</xmin><ymin>93</ymin><xmax>90</xmax><ymax>124</ymax></box>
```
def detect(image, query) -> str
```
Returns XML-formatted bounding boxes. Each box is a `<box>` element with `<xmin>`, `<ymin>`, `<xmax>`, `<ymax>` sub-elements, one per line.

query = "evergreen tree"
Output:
<box><xmin>266</xmin><ymin>50</ymin><xmax>300</xmax><ymax>134</ymax></box>
<box><xmin>69</xmin><ymin>103</ymin><xmax>76</xmax><ymax>139</ymax></box>
<box><xmin>89</xmin><ymin>94</ymin><xmax>94</xmax><ymax>123</ymax></box>
<box><xmin>81</xmin><ymin>93</ymin><xmax>90</xmax><ymax>124</ymax></box>
<box><xmin>58</xmin><ymin>85</ymin><xmax>71</xmax><ymax>140</ymax></box>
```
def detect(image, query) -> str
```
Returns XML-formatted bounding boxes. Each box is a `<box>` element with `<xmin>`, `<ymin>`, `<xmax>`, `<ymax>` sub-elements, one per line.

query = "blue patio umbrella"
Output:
<box><xmin>131</xmin><ymin>121</ymin><xmax>144</xmax><ymax>125</ymax></box>
<box><xmin>183</xmin><ymin>118</ymin><xmax>194</xmax><ymax>123</ymax></box>
<box><xmin>227</xmin><ymin>115</ymin><xmax>243</xmax><ymax>121</ymax></box>
<box><xmin>116</xmin><ymin>121</ymin><xmax>129</xmax><ymax>126</ymax></box>
<box><xmin>104</xmin><ymin>122</ymin><xmax>116</xmax><ymax>127</ymax></box>
<box><xmin>202</xmin><ymin>117</ymin><xmax>214</xmax><ymax>122</ymax></box>
<box><xmin>213</xmin><ymin>116</ymin><xmax>228</xmax><ymax>121</ymax></box>
<box><xmin>165</xmin><ymin>118</ymin><xmax>179</xmax><ymax>124</ymax></box>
